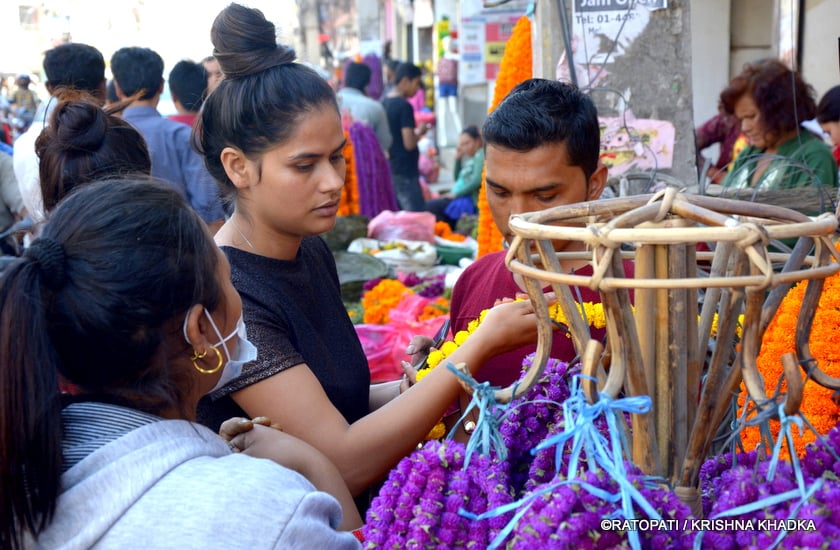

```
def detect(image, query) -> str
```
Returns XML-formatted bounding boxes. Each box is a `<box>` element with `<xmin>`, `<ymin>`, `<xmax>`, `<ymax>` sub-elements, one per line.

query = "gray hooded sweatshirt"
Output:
<box><xmin>31</xmin><ymin>402</ymin><xmax>361</xmax><ymax>549</ymax></box>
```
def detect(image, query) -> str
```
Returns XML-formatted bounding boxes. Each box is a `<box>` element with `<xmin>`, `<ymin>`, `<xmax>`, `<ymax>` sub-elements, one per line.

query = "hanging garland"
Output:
<box><xmin>476</xmin><ymin>15</ymin><xmax>532</xmax><ymax>258</ymax></box>
<box><xmin>415</xmin><ymin>299</ymin><xmax>608</xmax><ymax>383</ymax></box>
<box><xmin>337</xmin><ymin>129</ymin><xmax>360</xmax><ymax>216</ymax></box>
<box><xmin>739</xmin><ymin>245</ymin><xmax>840</xmax><ymax>458</ymax></box>
<box><xmin>349</xmin><ymin>121</ymin><xmax>398</xmax><ymax>218</ymax></box>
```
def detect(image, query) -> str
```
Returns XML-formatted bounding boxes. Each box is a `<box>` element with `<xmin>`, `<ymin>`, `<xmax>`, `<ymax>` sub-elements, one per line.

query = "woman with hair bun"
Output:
<box><xmin>0</xmin><ymin>178</ymin><xmax>361</xmax><ymax>548</ymax></box>
<box><xmin>195</xmin><ymin>2</ymin><xmax>546</xmax><ymax>508</ymax></box>
<box><xmin>35</xmin><ymin>91</ymin><xmax>152</xmax><ymax>213</ymax></box>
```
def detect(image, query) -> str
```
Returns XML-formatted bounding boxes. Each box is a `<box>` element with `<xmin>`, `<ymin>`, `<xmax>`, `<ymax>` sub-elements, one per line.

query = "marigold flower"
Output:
<box><xmin>739</xmin><ymin>243</ymin><xmax>840</xmax><ymax>458</ymax></box>
<box><xmin>337</xmin><ymin>130</ymin><xmax>358</xmax><ymax>216</ymax></box>
<box><xmin>477</xmin><ymin>16</ymin><xmax>531</xmax><ymax>258</ymax></box>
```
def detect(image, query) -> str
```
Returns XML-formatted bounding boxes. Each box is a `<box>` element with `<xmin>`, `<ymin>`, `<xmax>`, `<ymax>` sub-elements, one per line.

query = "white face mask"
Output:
<box><xmin>183</xmin><ymin>309</ymin><xmax>258</xmax><ymax>394</ymax></box>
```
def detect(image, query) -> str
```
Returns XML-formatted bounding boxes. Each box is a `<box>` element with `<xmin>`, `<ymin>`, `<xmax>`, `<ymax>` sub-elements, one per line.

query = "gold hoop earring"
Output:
<box><xmin>191</xmin><ymin>346</ymin><xmax>224</xmax><ymax>374</ymax></box>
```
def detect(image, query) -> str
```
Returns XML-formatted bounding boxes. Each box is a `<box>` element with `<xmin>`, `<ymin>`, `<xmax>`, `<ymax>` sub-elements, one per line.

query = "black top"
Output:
<box><xmin>197</xmin><ymin>237</ymin><xmax>370</xmax><ymax>431</ymax></box>
<box><xmin>382</xmin><ymin>96</ymin><xmax>419</xmax><ymax>177</ymax></box>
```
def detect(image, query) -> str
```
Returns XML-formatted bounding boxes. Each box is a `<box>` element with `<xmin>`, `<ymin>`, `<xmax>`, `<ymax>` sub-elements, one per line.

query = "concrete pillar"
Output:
<box><xmin>535</xmin><ymin>0</ymin><xmax>698</xmax><ymax>185</ymax></box>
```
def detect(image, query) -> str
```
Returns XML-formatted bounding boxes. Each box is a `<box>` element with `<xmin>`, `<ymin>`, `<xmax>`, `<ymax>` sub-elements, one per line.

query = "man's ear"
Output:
<box><xmin>114</xmin><ymin>80</ymin><xmax>126</xmax><ymax>100</ymax></box>
<box><xmin>587</xmin><ymin>161</ymin><xmax>609</xmax><ymax>201</ymax></box>
<box><xmin>183</xmin><ymin>304</ymin><xmax>212</xmax><ymax>355</ymax></box>
<box><xmin>220</xmin><ymin>147</ymin><xmax>253</xmax><ymax>190</ymax></box>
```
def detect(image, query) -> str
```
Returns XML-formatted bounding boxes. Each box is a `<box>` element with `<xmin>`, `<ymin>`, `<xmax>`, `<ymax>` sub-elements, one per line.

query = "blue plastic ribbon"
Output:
<box><xmin>693</xmin><ymin>402</ymin><xmax>826</xmax><ymax>549</ymax></box>
<box><xmin>464</xmin><ymin>477</ymin><xmax>627</xmax><ymax>550</ymax></box>
<box><xmin>457</xmin><ymin>372</ymin><xmax>659</xmax><ymax>550</ymax></box>
<box><xmin>445</xmin><ymin>361</ymin><xmax>509</xmax><ymax>467</ymax></box>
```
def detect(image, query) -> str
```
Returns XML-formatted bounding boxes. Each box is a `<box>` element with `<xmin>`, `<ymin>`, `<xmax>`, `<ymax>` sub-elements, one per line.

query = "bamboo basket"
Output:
<box><xmin>468</xmin><ymin>188</ymin><xmax>840</xmax><ymax>514</ymax></box>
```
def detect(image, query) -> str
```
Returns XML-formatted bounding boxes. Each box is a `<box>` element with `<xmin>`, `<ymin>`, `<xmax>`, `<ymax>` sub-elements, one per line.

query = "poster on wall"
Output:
<box><xmin>569</xmin><ymin>0</ymin><xmax>667</xmax><ymax>86</ymax></box>
<box><xmin>599</xmin><ymin>115</ymin><xmax>675</xmax><ymax>176</ymax></box>
<box><xmin>459</xmin><ymin>12</ymin><xmax>521</xmax><ymax>86</ymax></box>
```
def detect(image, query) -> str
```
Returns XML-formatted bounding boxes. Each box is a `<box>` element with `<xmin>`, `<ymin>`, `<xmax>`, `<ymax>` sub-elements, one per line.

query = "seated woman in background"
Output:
<box><xmin>0</xmin><ymin>179</ymin><xmax>361</xmax><ymax>548</ymax></box>
<box><xmin>426</xmin><ymin>125</ymin><xmax>484</xmax><ymax>229</ymax></box>
<box><xmin>719</xmin><ymin>59</ymin><xmax>838</xmax><ymax>199</ymax></box>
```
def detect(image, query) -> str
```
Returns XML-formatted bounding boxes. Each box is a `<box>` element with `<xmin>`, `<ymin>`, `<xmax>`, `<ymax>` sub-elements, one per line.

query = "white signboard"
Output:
<box><xmin>459</xmin><ymin>19</ymin><xmax>487</xmax><ymax>86</ymax></box>
<box><xmin>571</xmin><ymin>0</ymin><xmax>667</xmax><ymax>66</ymax></box>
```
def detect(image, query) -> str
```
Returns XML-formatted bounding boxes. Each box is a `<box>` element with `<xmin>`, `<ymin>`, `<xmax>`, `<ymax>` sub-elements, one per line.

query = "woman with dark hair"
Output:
<box><xmin>719</xmin><ymin>58</ymin><xmax>837</xmax><ymax>195</ymax></box>
<box><xmin>35</xmin><ymin>91</ymin><xmax>152</xmax><ymax>213</ymax></box>
<box><xmin>195</xmin><ymin>2</ymin><xmax>546</xmax><ymax>505</ymax></box>
<box><xmin>0</xmin><ymin>178</ymin><xmax>361</xmax><ymax>548</ymax></box>
<box><xmin>817</xmin><ymin>85</ymin><xmax>840</xmax><ymax>166</ymax></box>
<box><xmin>425</xmin><ymin>124</ymin><xmax>484</xmax><ymax>228</ymax></box>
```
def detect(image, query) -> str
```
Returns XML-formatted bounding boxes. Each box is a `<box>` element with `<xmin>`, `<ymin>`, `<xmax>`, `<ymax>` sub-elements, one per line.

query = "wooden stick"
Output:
<box><xmin>669</xmin><ymin>243</ymin><xmax>690</xmax><ymax>481</ymax></box>
<box><xmin>654</xmin><ymin>244</ymin><xmax>671</xmax><ymax>476</ymax></box>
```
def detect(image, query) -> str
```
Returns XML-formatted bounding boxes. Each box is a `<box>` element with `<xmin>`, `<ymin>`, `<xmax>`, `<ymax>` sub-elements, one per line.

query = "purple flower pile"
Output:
<box><xmin>399</xmin><ymin>272</ymin><xmax>446</xmax><ymax>298</ymax></box>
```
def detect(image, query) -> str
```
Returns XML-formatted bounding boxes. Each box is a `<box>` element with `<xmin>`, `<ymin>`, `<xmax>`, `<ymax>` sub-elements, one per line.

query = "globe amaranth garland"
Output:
<box><xmin>365</xmin><ymin>350</ymin><xmax>840</xmax><ymax>548</ymax></box>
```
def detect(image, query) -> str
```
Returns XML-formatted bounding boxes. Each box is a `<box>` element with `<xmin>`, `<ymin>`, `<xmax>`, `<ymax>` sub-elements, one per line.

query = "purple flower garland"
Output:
<box><xmin>363</xmin><ymin>352</ymin><xmax>840</xmax><ymax>548</ymax></box>
<box><xmin>363</xmin><ymin>440</ymin><xmax>513</xmax><ymax>547</ymax></box>
<box><xmin>696</xmin><ymin>421</ymin><xmax>840</xmax><ymax>547</ymax></box>
<box><xmin>349</xmin><ymin>122</ymin><xmax>398</xmax><ymax>218</ymax></box>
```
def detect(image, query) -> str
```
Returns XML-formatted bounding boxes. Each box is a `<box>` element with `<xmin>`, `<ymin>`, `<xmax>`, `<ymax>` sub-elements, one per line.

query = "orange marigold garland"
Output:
<box><xmin>476</xmin><ymin>15</ymin><xmax>532</xmax><ymax>258</ymax></box>
<box><xmin>739</xmin><ymin>244</ymin><xmax>840</xmax><ymax>458</ymax></box>
<box><xmin>337</xmin><ymin>130</ymin><xmax>359</xmax><ymax>216</ymax></box>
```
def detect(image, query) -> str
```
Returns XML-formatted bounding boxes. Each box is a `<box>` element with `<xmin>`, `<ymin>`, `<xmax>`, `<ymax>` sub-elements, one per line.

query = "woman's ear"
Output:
<box><xmin>184</xmin><ymin>304</ymin><xmax>212</xmax><ymax>355</ymax></box>
<box><xmin>220</xmin><ymin>147</ymin><xmax>252</xmax><ymax>190</ymax></box>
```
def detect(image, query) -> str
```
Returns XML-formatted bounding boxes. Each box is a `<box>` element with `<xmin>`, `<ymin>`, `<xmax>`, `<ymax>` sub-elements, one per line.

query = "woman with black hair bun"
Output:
<box><xmin>195</xmin><ymin>2</ymin><xmax>547</xmax><ymax>510</ymax></box>
<box><xmin>35</xmin><ymin>90</ymin><xmax>151</xmax><ymax>213</ymax></box>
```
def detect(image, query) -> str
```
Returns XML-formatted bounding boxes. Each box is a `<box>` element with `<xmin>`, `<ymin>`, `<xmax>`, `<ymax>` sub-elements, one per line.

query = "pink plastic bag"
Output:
<box><xmin>355</xmin><ymin>324</ymin><xmax>402</xmax><ymax>382</ymax></box>
<box><xmin>355</xmin><ymin>294</ymin><xmax>450</xmax><ymax>382</ymax></box>
<box><xmin>367</xmin><ymin>210</ymin><xmax>436</xmax><ymax>243</ymax></box>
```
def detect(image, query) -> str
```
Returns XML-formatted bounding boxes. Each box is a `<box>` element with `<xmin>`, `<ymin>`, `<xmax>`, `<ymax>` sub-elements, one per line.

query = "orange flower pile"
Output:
<box><xmin>739</xmin><ymin>244</ymin><xmax>840</xmax><ymax>458</ymax></box>
<box><xmin>434</xmin><ymin>220</ymin><xmax>467</xmax><ymax>242</ymax></box>
<box><xmin>476</xmin><ymin>15</ymin><xmax>532</xmax><ymax>258</ymax></box>
<box><xmin>418</xmin><ymin>296</ymin><xmax>450</xmax><ymax>322</ymax></box>
<box><xmin>337</xmin><ymin>130</ymin><xmax>359</xmax><ymax>216</ymax></box>
<box><xmin>361</xmin><ymin>279</ymin><xmax>413</xmax><ymax>325</ymax></box>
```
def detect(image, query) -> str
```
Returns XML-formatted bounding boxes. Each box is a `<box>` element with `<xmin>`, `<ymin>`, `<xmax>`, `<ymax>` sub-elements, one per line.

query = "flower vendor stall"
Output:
<box><xmin>359</xmin><ymin>189</ymin><xmax>840</xmax><ymax>548</ymax></box>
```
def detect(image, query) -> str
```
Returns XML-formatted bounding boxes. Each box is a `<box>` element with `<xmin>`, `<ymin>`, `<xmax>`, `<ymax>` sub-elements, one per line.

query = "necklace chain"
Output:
<box><xmin>231</xmin><ymin>219</ymin><xmax>255</xmax><ymax>250</ymax></box>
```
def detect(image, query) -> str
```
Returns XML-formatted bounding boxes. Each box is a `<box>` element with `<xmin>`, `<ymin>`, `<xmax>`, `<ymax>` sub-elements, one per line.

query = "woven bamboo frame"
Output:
<box><xmin>468</xmin><ymin>188</ymin><xmax>840</xmax><ymax>497</ymax></box>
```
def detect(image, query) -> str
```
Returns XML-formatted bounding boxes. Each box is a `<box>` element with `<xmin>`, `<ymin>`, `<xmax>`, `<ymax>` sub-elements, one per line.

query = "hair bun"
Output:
<box><xmin>24</xmin><ymin>237</ymin><xmax>67</xmax><ymax>290</ymax></box>
<box><xmin>211</xmin><ymin>3</ymin><xmax>296</xmax><ymax>79</ymax></box>
<box><xmin>52</xmin><ymin>100</ymin><xmax>108</xmax><ymax>153</ymax></box>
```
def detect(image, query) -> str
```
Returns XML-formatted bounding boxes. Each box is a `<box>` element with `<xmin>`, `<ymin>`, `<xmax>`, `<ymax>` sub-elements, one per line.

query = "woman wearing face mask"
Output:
<box><xmin>195</xmin><ymin>3</ymin><xmax>548</xmax><ymax>511</ymax></box>
<box><xmin>0</xmin><ymin>179</ymin><xmax>362</xmax><ymax>549</ymax></box>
